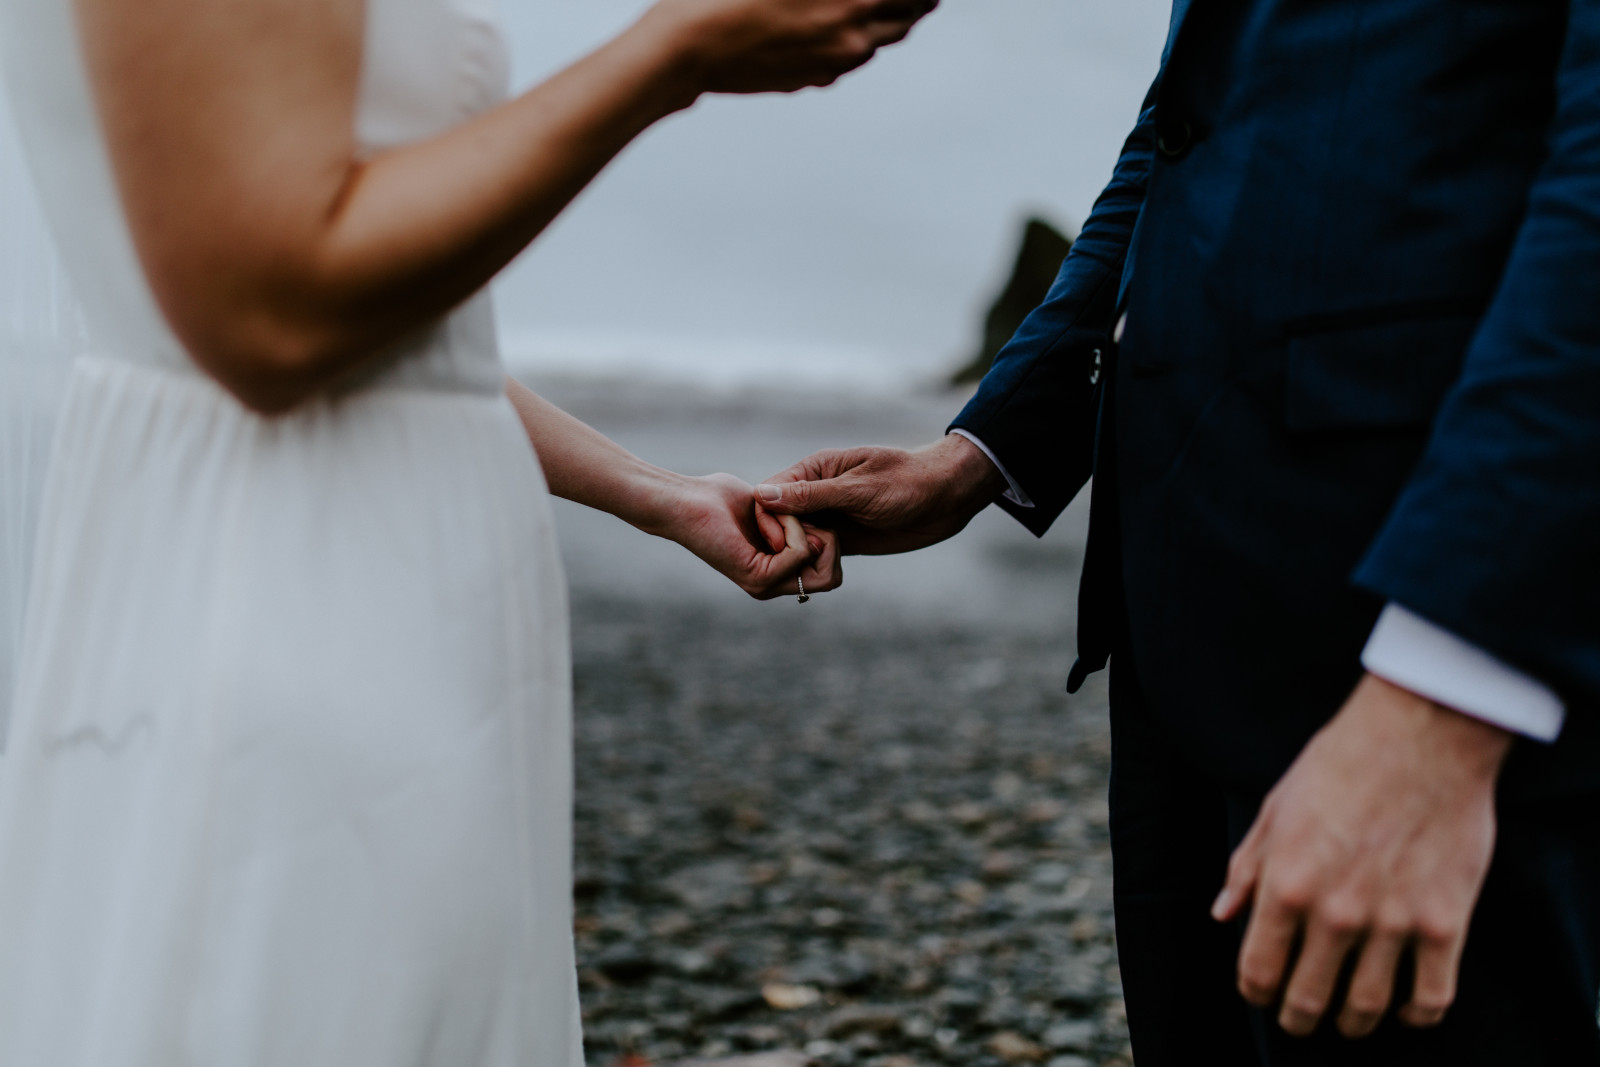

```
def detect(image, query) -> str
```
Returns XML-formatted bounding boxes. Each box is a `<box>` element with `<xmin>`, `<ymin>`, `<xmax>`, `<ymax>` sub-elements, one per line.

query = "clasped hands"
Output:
<box><xmin>737</xmin><ymin>433</ymin><xmax>1513</xmax><ymax>1040</ymax></box>
<box><xmin>669</xmin><ymin>432</ymin><xmax>1002</xmax><ymax>599</ymax></box>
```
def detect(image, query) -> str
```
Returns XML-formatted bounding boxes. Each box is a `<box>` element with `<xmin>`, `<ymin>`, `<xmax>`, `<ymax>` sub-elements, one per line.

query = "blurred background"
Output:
<box><xmin>505</xmin><ymin>5</ymin><xmax>1172</xmax><ymax>1067</ymax></box>
<box><xmin>498</xmin><ymin>0</ymin><xmax>1169</xmax><ymax>392</ymax></box>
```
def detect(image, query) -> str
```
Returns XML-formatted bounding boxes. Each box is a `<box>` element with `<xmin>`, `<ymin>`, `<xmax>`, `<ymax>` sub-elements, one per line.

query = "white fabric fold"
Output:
<box><xmin>949</xmin><ymin>429</ymin><xmax>1034</xmax><ymax>508</ymax></box>
<box><xmin>0</xmin><ymin>56</ymin><xmax>78</xmax><ymax>750</ymax></box>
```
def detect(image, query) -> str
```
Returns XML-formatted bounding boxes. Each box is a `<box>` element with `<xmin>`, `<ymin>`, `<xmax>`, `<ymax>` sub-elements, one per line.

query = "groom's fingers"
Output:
<box><xmin>1213</xmin><ymin>817</ymin><xmax>1264</xmax><ymax>923</ymax></box>
<box><xmin>759</xmin><ymin>452</ymin><xmax>847</xmax><ymax>488</ymax></box>
<box><xmin>1277</xmin><ymin>919</ymin><xmax>1359</xmax><ymax>1035</ymax></box>
<box><xmin>756</xmin><ymin>476</ymin><xmax>865</xmax><ymax>517</ymax></box>
<box><xmin>1236</xmin><ymin>886</ymin><xmax>1299</xmax><ymax>1008</ymax></box>
<box><xmin>1337</xmin><ymin>929</ymin><xmax>1405</xmax><ymax>1038</ymax></box>
<box><xmin>1398</xmin><ymin>930</ymin><xmax>1464</xmax><ymax>1029</ymax></box>
<box><xmin>1220</xmin><ymin>817</ymin><xmax>1296</xmax><ymax>1009</ymax></box>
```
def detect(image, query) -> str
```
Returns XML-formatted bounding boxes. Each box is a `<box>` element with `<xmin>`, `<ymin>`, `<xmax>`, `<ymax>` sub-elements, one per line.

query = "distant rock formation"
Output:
<box><xmin>951</xmin><ymin>217</ymin><xmax>1074</xmax><ymax>386</ymax></box>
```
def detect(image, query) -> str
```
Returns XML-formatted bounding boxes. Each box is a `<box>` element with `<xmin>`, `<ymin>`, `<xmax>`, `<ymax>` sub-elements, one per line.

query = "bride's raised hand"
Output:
<box><xmin>665</xmin><ymin>474</ymin><xmax>843</xmax><ymax>601</ymax></box>
<box><xmin>645</xmin><ymin>0</ymin><xmax>940</xmax><ymax>94</ymax></box>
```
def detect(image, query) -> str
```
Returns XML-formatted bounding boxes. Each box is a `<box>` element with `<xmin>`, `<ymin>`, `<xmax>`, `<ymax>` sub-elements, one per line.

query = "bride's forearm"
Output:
<box><xmin>505</xmin><ymin>376</ymin><xmax>837</xmax><ymax>599</ymax></box>
<box><xmin>504</xmin><ymin>377</ymin><xmax>689</xmax><ymax>537</ymax></box>
<box><xmin>305</xmin><ymin>26</ymin><xmax>697</xmax><ymax>380</ymax></box>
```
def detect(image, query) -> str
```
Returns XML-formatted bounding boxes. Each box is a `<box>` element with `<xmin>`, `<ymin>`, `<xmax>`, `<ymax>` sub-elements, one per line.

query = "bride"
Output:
<box><xmin>0</xmin><ymin>0</ymin><xmax>920</xmax><ymax>1062</ymax></box>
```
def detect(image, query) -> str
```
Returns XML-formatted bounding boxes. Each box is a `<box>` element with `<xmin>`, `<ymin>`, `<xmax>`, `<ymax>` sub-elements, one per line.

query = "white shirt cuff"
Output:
<box><xmin>948</xmin><ymin>429</ymin><xmax>1034</xmax><ymax>508</ymax></box>
<box><xmin>1362</xmin><ymin>603</ymin><xmax>1566</xmax><ymax>743</ymax></box>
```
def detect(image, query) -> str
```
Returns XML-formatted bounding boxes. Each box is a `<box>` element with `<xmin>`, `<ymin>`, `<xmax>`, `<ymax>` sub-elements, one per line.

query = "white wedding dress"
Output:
<box><xmin>0</xmin><ymin>0</ymin><xmax>584</xmax><ymax>1064</ymax></box>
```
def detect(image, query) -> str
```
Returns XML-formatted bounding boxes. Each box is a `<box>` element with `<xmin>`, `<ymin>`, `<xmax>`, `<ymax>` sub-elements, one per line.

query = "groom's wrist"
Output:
<box><xmin>1343</xmin><ymin>673</ymin><xmax>1514</xmax><ymax>785</ymax></box>
<box><xmin>928</xmin><ymin>434</ymin><xmax>1008</xmax><ymax>513</ymax></box>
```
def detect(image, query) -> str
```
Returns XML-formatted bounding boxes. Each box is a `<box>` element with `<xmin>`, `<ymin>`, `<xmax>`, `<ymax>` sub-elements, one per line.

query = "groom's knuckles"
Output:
<box><xmin>1262</xmin><ymin>853</ymin><xmax>1320</xmax><ymax>912</ymax></box>
<box><xmin>1311</xmin><ymin>892</ymin><xmax>1369</xmax><ymax>939</ymax></box>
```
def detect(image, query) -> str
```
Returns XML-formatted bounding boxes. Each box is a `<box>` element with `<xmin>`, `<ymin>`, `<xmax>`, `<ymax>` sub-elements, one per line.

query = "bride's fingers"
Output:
<box><xmin>860</xmin><ymin>16</ymin><xmax>922</xmax><ymax>49</ymax></box>
<box><xmin>860</xmin><ymin>0</ymin><xmax>939</xmax><ymax>23</ymax></box>
<box><xmin>801</xmin><ymin>524</ymin><xmax>843</xmax><ymax>593</ymax></box>
<box><xmin>801</xmin><ymin>550</ymin><xmax>842</xmax><ymax>594</ymax></box>
<box><xmin>741</xmin><ymin>517</ymin><xmax>820</xmax><ymax>601</ymax></box>
<box><xmin>754</xmin><ymin>502</ymin><xmax>788</xmax><ymax>554</ymax></box>
<box><xmin>857</xmin><ymin>0</ymin><xmax>938</xmax><ymax>46</ymax></box>
<box><xmin>779</xmin><ymin>514</ymin><xmax>810</xmax><ymax>556</ymax></box>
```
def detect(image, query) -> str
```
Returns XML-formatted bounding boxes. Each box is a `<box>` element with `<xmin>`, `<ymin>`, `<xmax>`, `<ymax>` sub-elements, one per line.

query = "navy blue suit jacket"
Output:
<box><xmin>952</xmin><ymin>0</ymin><xmax>1600</xmax><ymax>797</ymax></box>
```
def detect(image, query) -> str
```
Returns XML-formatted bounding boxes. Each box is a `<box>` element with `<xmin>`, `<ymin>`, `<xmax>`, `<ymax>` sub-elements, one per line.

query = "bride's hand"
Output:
<box><xmin>665</xmin><ymin>474</ymin><xmax>844</xmax><ymax>600</ymax></box>
<box><xmin>645</xmin><ymin>0</ymin><xmax>939</xmax><ymax>95</ymax></box>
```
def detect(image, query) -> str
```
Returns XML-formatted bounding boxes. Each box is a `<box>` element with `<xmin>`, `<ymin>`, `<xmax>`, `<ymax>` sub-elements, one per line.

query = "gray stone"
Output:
<box><xmin>594</xmin><ymin>943</ymin><xmax>656</xmax><ymax>983</ymax></box>
<box><xmin>675</xmin><ymin>1054</ymin><xmax>810</xmax><ymax>1067</ymax></box>
<box><xmin>824</xmin><ymin>1004</ymin><xmax>906</xmax><ymax>1039</ymax></box>
<box><xmin>564</xmin><ymin>547</ymin><xmax>1129</xmax><ymax>1065</ymax></box>
<box><xmin>1042</xmin><ymin>1020</ymin><xmax>1098</xmax><ymax>1052</ymax></box>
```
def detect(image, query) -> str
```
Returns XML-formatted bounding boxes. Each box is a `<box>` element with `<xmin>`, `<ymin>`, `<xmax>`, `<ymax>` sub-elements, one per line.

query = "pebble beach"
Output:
<box><xmin>536</xmin><ymin>378</ymin><xmax>1131</xmax><ymax>1067</ymax></box>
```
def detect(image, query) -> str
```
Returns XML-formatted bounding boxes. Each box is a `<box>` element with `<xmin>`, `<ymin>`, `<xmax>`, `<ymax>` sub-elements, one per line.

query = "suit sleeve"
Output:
<box><xmin>948</xmin><ymin>80</ymin><xmax>1160</xmax><ymax>537</ymax></box>
<box><xmin>1353</xmin><ymin>2</ymin><xmax>1600</xmax><ymax>710</ymax></box>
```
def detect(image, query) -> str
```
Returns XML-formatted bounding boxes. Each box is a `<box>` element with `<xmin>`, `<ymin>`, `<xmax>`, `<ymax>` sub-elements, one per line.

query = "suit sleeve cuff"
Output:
<box><xmin>1361</xmin><ymin>603</ymin><xmax>1566</xmax><ymax>743</ymax></box>
<box><xmin>948</xmin><ymin>429</ymin><xmax>1034</xmax><ymax>508</ymax></box>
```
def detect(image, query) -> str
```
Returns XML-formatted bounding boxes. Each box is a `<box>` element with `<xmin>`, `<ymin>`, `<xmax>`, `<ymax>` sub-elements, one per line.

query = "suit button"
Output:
<box><xmin>1157</xmin><ymin>119</ymin><xmax>1193</xmax><ymax>159</ymax></box>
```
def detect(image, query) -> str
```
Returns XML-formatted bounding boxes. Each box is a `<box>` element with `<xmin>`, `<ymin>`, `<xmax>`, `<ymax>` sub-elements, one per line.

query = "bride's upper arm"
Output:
<box><xmin>73</xmin><ymin>0</ymin><xmax>367</xmax><ymax>395</ymax></box>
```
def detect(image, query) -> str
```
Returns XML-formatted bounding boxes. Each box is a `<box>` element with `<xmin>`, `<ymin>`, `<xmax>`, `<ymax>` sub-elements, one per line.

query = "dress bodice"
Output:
<box><xmin>358</xmin><ymin>0</ymin><xmax>510</xmax><ymax>154</ymax></box>
<box><xmin>0</xmin><ymin>0</ymin><xmax>513</xmax><ymax>397</ymax></box>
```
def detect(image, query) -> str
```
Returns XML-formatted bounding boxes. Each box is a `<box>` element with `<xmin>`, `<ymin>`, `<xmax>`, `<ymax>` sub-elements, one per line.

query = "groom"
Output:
<box><xmin>757</xmin><ymin>2</ymin><xmax>1600</xmax><ymax>1064</ymax></box>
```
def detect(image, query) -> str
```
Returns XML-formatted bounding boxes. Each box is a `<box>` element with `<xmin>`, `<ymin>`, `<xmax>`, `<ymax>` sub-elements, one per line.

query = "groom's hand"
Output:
<box><xmin>1214</xmin><ymin>674</ymin><xmax>1512</xmax><ymax>1039</ymax></box>
<box><xmin>755</xmin><ymin>434</ymin><xmax>1006</xmax><ymax>555</ymax></box>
